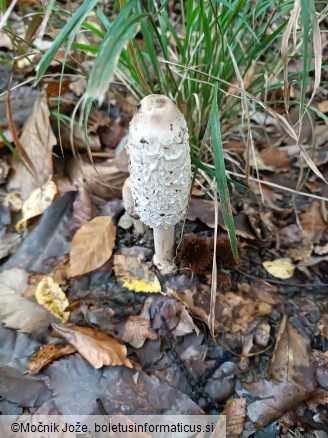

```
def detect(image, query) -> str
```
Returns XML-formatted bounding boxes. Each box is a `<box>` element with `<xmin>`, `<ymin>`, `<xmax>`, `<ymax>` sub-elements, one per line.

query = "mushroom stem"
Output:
<box><xmin>153</xmin><ymin>227</ymin><xmax>176</xmax><ymax>274</ymax></box>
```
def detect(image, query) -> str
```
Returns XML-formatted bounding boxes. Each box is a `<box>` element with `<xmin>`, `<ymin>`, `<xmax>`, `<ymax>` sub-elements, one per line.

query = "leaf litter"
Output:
<box><xmin>0</xmin><ymin>16</ymin><xmax>328</xmax><ymax>438</ymax></box>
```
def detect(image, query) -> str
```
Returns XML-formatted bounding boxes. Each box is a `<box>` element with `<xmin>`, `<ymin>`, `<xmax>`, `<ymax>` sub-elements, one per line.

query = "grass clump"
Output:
<box><xmin>4</xmin><ymin>0</ymin><xmax>328</xmax><ymax>257</ymax></box>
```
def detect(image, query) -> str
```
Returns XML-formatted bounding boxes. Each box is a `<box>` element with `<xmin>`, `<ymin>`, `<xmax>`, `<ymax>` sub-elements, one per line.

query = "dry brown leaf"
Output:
<box><xmin>259</xmin><ymin>147</ymin><xmax>290</xmax><ymax>172</ymax></box>
<box><xmin>28</xmin><ymin>343</ymin><xmax>76</xmax><ymax>375</ymax></box>
<box><xmin>8</xmin><ymin>96</ymin><xmax>56</xmax><ymax>201</ymax></box>
<box><xmin>69</xmin><ymin>77</ymin><xmax>87</xmax><ymax>96</ymax></box>
<box><xmin>318</xmin><ymin>100</ymin><xmax>328</xmax><ymax>113</ymax></box>
<box><xmin>222</xmin><ymin>397</ymin><xmax>246</xmax><ymax>438</ymax></box>
<box><xmin>249</xmin><ymin>279</ymin><xmax>281</xmax><ymax>305</ymax></box>
<box><xmin>223</xmin><ymin>139</ymin><xmax>245</xmax><ymax>155</ymax></box>
<box><xmin>70</xmin><ymin>216</ymin><xmax>116</xmax><ymax>277</ymax></box>
<box><xmin>270</xmin><ymin>316</ymin><xmax>315</xmax><ymax>389</ymax></box>
<box><xmin>300</xmin><ymin>200</ymin><xmax>328</xmax><ymax>243</ymax></box>
<box><xmin>312</xmin><ymin>350</ymin><xmax>328</xmax><ymax>390</ymax></box>
<box><xmin>287</xmin><ymin>244</ymin><xmax>313</xmax><ymax>261</ymax></box>
<box><xmin>52</xmin><ymin>323</ymin><xmax>133</xmax><ymax>369</ymax></box>
<box><xmin>67</xmin><ymin>150</ymin><xmax>129</xmax><ymax>203</ymax></box>
<box><xmin>245</xmin><ymin>316</ymin><xmax>316</xmax><ymax>428</ymax></box>
<box><xmin>187</xmin><ymin>198</ymin><xmax>256</xmax><ymax>239</ymax></box>
<box><xmin>246</xmin><ymin>379</ymin><xmax>314</xmax><ymax>429</ymax></box>
<box><xmin>167</xmin><ymin>278</ymin><xmax>273</xmax><ymax>335</ymax></box>
<box><xmin>114</xmin><ymin>315</ymin><xmax>157</xmax><ymax>348</ymax></box>
<box><xmin>71</xmin><ymin>185</ymin><xmax>92</xmax><ymax>234</ymax></box>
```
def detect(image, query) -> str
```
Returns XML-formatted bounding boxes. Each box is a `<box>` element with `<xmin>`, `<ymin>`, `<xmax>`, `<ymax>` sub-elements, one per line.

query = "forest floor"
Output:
<box><xmin>0</xmin><ymin>2</ymin><xmax>328</xmax><ymax>438</ymax></box>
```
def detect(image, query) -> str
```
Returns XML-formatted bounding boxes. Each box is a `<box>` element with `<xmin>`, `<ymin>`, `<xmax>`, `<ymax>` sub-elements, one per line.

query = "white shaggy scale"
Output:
<box><xmin>126</xmin><ymin>94</ymin><xmax>192</xmax><ymax>230</ymax></box>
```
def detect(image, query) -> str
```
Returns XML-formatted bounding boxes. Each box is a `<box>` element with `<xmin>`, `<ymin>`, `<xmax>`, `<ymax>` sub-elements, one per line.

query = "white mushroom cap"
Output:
<box><xmin>126</xmin><ymin>94</ymin><xmax>191</xmax><ymax>229</ymax></box>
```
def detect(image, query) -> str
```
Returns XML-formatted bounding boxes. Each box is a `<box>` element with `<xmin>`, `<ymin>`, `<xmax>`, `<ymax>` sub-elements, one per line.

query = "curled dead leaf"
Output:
<box><xmin>28</xmin><ymin>343</ymin><xmax>76</xmax><ymax>375</ymax></box>
<box><xmin>245</xmin><ymin>316</ymin><xmax>316</xmax><ymax>428</ymax></box>
<box><xmin>52</xmin><ymin>323</ymin><xmax>133</xmax><ymax>369</ymax></box>
<box><xmin>114</xmin><ymin>315</ymin><xmax>157</xmax><ymax>349</ymax></box>
<box><xmin>300</xmin><ymin>201</ymin><xmax>328</xmax><ymax>243</ymax></box>
<box><xmin>70</xmin><ymin>216</ymin><xmax>116</xmax><ymax>277</ymax></box>
<box><xmin>8</xmin><ymin>96</ymin><xmax>56</xmax><ymax>201</ymax></box>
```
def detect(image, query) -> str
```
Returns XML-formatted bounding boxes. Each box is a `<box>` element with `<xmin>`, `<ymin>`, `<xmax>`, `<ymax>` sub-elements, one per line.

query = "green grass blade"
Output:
<box><xmin>72</xmin><ymin>42</ymin><xmax>99</xmax><ymax>55</ymax></box>
<box><xmin>33</xmin><ymin>0</ymin><xmax>98</xmax><ymax>86</ymax></box>
<box><xmin>210</xmin><ymin>86</ymin><xmax>238</xmax><ymax>260</ymax></box>
<box><xmin>0</xmin><ymin>131</ymin><xmax>32</xmax><ymax>174</ymax></box>
<box><xmin>96</xmin><ymin>6</ymin><xmax>111</xmax><ymax>31</ymax></box>
<box><xmin>85</xmin><ymin>0</ymin><xmax>143</xmax><ymax>103</ymax></box>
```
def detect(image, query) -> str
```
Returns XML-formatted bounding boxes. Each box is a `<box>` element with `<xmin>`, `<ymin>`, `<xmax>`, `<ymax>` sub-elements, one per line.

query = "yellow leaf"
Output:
<box><xmin>28</xmin><ymin>343</ymin><xmax>76</xmax><ymax>375</ymax></box>
<box><xmin>114</xmin><ymin>254</ymin><xmax>161</xmax><ymax>293</ymax></box>
<box><xmin>16</xmin><ymin>180</ymin><xmax>57</xmax><ymax>231</ymax></box>
<box><xmin>263</xmin><ymin>259</ymin><xmax>295</xmax><ymax>279</ymax></box>
<box><xmin>70</xmin><ymin>216</ymin><xmax>116</xmax><ymax>277</ymax></box>
<box><xmin>35</xmin><ymin>276</ymin><xmax>70</xmax><ymax>322</ymax></box>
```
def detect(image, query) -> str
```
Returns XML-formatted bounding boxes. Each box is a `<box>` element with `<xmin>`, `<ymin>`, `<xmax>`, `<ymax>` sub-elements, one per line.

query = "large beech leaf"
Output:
<box><xmin>52</xmin><ymin>323</ymin><xmax>132</xmax><ymax>369</ymax></box>
<box><xmin>70</xmin><ymin>216</ymin><xmax>116</xmax><ymax>276</ymax></box>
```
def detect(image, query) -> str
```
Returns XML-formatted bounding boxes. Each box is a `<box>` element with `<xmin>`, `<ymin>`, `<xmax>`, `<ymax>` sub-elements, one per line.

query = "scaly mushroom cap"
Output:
<box><xmin>126</xmin><ymin>94</ymin><xmax>191</xmax><ymax>229</ymax></box>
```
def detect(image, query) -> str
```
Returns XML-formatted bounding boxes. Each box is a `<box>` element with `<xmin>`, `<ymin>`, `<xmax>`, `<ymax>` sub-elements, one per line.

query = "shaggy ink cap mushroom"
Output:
<box><xmin>126</xmin><ymin>95</ymin><xmax>192</xmax><ymax>274</ymax></box>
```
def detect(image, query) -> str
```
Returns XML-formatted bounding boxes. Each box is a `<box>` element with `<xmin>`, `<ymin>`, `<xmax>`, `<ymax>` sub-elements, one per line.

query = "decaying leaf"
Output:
<box><xmin>8</xmin><ymin>96</ymin><xmax>56</xmax><ymax>201</ymax></box>
<box><xmin>187</xmin><ymin>198</ymin><xmax>256</xmax><ymax>239</ymax></box>
<box><xmin>0</xmin><ymin>268</ymin><xmax>55</xmax><ymax>333</ymax></box>
<box><xmin>245</xmin><ymin>317</ymin><xmax>316</xmax><ymax>428</ymax></box>
<box><xmin>222</xmin><ymin>397</ymin><xmax>247</xmax><ymax>438</ymax></box>
<box><xmin>287</xmin><ymin>244</ymin><xmax>313</xmax><ymax>261</ymax></box>
<box><xmin>300</xmin><ymin>201</ymin><xmax>328</xmax><ymax>243</ymax></box>
<box><xmin>28</xmin><ymin>343</ymin><xmax>76</xmax><ymax>375</ymax></box>
<box><xmin>114</xmin><ymin>254</ymin><xmax>161</xmax><ymax>293</ymax></box>
<box><xmin>2</xmin><ymin>192</ymin><xmax>76</xmax><ymax>274</ymax></box>
<box><xmin>259</xmin><ymin>147</ymin><xmax>290</xmax><ymax>172</ymax></box>
<box><xmin>0</xmin><ymin>233</ymin><xmax>22</xmax><ymax>260</ymax></box>
<box><xmin>263</xmin><ymin>259</ymin><xmax>295</xmax><ymax>279</ymax></box>
<box><xmin>70</xmin><ymin>216</ymin><xmax>116</xmax><ymax>277</ymax></box>
<box><xmin>318</xmin><ymin>100</ymin><xmax>328</xmax><ymax>113</ymax></box>
<box><xmin>35</xmin><ymin>276</ymin><xmax>70</xmax><ymax>323</ymax></box>
<box><xmin>114</xmin><ymin>315</ymin><xmax>157</xmax><ymax>348</ymax></box>
<box><xmin>67</xmin><ymin>151</ymin><xmax>129</xmax><ymax>202</ymax></box>
<box><xmin>71</xmin><ymin>185</ymin><xmax>92</xmax><ymax>233</ymax></box>
<box><xmin>167</xmin><ymin>277</ymin><xmax>273</xmax><ymax>335</ymax></box>
<box><xmin>16</xmin><ymin>179</ymin><xmax>57</xmax><ymax>231</ymax></box>
<box><xmin>52</xmin><ymin>323</ymin><xmax>133</xmax><ymax>369</ymax></box>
